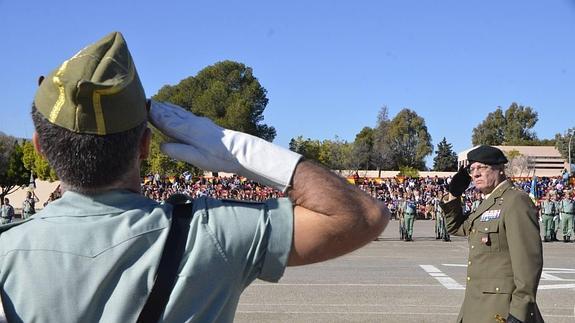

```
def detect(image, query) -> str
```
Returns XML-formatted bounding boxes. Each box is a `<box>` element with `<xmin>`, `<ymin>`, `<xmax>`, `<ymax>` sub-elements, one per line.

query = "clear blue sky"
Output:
<box><xmin>1</xmin><ymin>0</ymin><xmax>574</xmax><ymax>168</ymax></box>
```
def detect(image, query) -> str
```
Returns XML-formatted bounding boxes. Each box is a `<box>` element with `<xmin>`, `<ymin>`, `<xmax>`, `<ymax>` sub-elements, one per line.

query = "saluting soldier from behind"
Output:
<box><xmin>0</xmin><ymin>32</ymin><xmax>389</xmax><ymax>322</ymax></box>
<box><xmin>440</xmin><ymin>145</ymin><xmax>543</xmax><ymax>323</ymax></box>
<box><xmin>540</xmin><ymin>193</ymin><xmax>556</xmax><ymax>242</ymax></box>
<box><xmin>559</xmin><ymin>191</ymin><xmax>574</xmax><ymax>242</ymax></box>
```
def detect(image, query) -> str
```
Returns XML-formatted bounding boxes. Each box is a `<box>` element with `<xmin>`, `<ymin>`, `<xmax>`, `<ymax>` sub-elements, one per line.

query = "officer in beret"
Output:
<box><xmin>441</xmin><ymin>145</ymin><xmax>543</xmax><ymax>323</ymax></box>
<box><xmin>0</xmin><ymin>32</ymin><xmax>389</xmax><ymax>322</ymax></box>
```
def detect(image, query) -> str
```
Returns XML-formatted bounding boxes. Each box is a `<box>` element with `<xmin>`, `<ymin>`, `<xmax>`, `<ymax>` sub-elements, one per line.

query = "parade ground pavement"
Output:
<box><xmin>236</xmin><ymin>219</ymin><xmax>575</xmax><ymax>323</ymax></box>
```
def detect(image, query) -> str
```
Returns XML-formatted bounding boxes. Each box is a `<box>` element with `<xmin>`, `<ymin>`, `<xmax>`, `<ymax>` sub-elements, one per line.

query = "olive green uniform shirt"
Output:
<box><xmin>441</xmin><ymin>180</ymin><xmax>543</xmax><ymax>323</ymax></box>
<box><xmin>0</xmin><ymin>190</ymin><xmax>293</xmax><ymax>322</ymax></box>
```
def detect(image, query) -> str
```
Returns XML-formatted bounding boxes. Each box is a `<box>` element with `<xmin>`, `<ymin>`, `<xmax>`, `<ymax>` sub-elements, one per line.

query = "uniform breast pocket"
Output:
<box><xmin>477</xmin><ymin>221</ymin><xmax>501</xmax><ymax>253</ymax></box>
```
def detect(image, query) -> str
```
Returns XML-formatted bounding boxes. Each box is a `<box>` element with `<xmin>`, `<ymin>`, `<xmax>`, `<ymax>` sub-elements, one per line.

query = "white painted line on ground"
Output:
<box><xmin>444</xmin><ymin>264</ymin><xmax>575</xmax><ymax>274</ymax></box>
<box><xmin>239</xmin><ymin>303</ymin><xmax>460</xmax><ymax>308</ymax></box>
<box><xmin>251</xmin><ymin>283</ymin><xmax>439</xmax><ymax>287</ymax></box>
<box><xmin>538</xmin><ymin>284</ymin><xmax>575</xmax><ymax>290</ymax></box>
<box><xmin>420</xmin><ymin>265</ymin><xmax>442</xmax><ymax>273</ymax></box>
<box><xmin>442</xmin><ymin>263</ymin><xmax>467</xmax><ymax>267</ymax></box>
<box><xmin>436</xmin><ymin>277</ymin><xmax>466</xmax><ymax>290</ymax></box>
<box><xmin>237</xmin><ymin>310</ymin><xmax>575</xmax><ymax>318</ymax></box>
<box><xmin>419</xmin><ymin>265</ymin><xmax>465</xmax><ymax>290</ymax></box>
<box><xmin>540</xmin><ymin>272</ymin><xmax>564</xmax><ymax>281</ymax></box>
<box><xmin>236</xmin><ymin>310</ymin><xmax>459</xmax><ymax>316</ymax></box>
<box><xmin>542</xmin><ymin>267</ymin><xmax>575</xmax><ymax>272</ymax></box>
<box><xmin>441</xmin><ymin>264</ymin><xmax>575</xmax><ymax>290</ymax></box>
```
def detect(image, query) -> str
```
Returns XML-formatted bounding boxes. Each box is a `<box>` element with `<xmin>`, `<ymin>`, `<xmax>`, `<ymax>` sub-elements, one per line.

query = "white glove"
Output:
<box><xmin>148</xmin><ymin>100</ymin><xmax>302</xmax><ymax>192</ymax></box>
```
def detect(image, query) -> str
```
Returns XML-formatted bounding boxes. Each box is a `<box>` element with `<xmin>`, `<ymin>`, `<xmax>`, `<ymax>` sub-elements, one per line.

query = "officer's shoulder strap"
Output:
<box><xmin>136</xmin><ymin>195</ymin><xmax>194</xmax><ymax>323</ymax></box>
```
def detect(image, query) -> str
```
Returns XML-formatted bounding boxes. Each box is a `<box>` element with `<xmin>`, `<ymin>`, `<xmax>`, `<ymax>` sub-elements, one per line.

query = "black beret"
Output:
<box><xmin>467</xmin><ymin>145</ymin><xmax>508</xmax><ymax>165</ymax></box>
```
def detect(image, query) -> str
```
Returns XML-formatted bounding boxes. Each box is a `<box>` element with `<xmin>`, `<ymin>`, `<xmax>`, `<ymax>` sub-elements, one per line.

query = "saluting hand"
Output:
<box><xmin>449</xmin><ymin>166</ymin><xmax>471</xmax><ymax>198</ymax></box>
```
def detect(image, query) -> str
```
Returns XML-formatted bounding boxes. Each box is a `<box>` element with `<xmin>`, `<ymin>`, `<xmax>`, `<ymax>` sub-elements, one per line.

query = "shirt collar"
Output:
<box><xmin>39</xmin><ymin>189</ymin><xmax>158</xmax><ymax>218</ymax></box>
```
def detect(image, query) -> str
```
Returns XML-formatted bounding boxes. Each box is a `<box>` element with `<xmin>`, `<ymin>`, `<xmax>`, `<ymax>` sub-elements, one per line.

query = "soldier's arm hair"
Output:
<box><xmin>287</xmin><ymin>160</ymin><xmax>389</xmax><ymax>266</ymax></box>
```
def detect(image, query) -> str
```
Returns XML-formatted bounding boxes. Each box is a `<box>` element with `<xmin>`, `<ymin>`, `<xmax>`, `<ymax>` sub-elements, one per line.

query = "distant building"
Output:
<box><xmin>458</xmin><ymin>146</ymin><xmax>566</xmax><ymax>177</ymax></box>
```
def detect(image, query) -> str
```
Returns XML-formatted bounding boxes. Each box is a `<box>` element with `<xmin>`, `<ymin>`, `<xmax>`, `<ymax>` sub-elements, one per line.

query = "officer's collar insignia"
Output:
<box><xmin>480</xmin><ymin>209</ymin><xmax>501</xmax><ymax>222</ymax></box>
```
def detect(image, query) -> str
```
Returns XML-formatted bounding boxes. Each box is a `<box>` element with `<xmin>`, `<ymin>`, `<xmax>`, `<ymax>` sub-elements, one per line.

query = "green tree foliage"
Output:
<box><xmin>289</xmin><ymin>136</ymin><xmax>353</xmax><ymax>170</ymax></box>
<box><xmin>372</xmin><ymin>106</ymin><xmax>394</xmax><ymax>171</ymax></box>
<box><xmin>141</xmin><ymin>129</ymin><xmax>192</xmax><ymax>177</ymax></box>
<box><xmin>317</xmin><ymin>137</ymin><xmax>352</xmax><ymax>170</ymax></box>
<box><xmin>0</xmin><ymin>135</ymin><xmax>29</xmax><ymax>204</ymax></box>
<box><xmin>352</xmin><ymin>127</ymin><xmax>376</xmax><ymax>170</ymax></box>
<box><xmin>398</xmin><ymin>166</ymin><xmax>420</xmax><ymax>178</ymax></box>
<box><xmin>433</xmin><ymin>137</ymin><xmax>457</xmax><ymax>171</ymax></box>
<box><xmin>153</xmin><ymin>60</ymin><xmax>275</xmax><ymax>140</ymax></box>
<box><xmin>20</xmin><ymin>140</ymin><xmax>57</xmax><ymax>181</ymax></box>
<box><xmin>383</xmin><ymin>109</ymin><xmax>433</xmax><ymax>170</ymax></box>
<box><xmin>472</xmin><ymin>108</ymin><xmax>505</xmax><ymax>145</ymax></box>
<box><xmin>150</xmin><ymin>60</ymin><xmax>276</xmax><ymax>175</ymax></box>
<box><xmin>289</xmin><ymin>136</ymin><xmax>321</xmax><ymax>161</ymax></box>
<box><xmin>472</xmin><ymin>103</ymin><xmax>539</xmax><ymax>145</ymax></box>
<box><xmin>554</xmin><ymin>128</ymin><xmax>575</xmax><ymax>165</ymax></box>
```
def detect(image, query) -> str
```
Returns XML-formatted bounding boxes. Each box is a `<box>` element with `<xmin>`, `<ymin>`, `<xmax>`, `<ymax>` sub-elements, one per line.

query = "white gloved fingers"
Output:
<box><xmin>149</xmin><ymin>100</ymin><xmax>302</xmax><ymax>191</ymax></box>
<box><xmin>149</xmin><ymin>100</ymin><xmax>224</xmax><ymax>144</ymax></box>
<box><xmin>161</xmin><ymin>143</ymin><xmax>237</xmax><ymax>173</ymax></box>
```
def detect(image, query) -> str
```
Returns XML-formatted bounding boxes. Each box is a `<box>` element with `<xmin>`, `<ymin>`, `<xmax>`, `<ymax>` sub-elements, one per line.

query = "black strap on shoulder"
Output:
<box><xmin>136</xmin><ymin>202</ymin><xmax>194</xmax><ymax>323</ymax></box>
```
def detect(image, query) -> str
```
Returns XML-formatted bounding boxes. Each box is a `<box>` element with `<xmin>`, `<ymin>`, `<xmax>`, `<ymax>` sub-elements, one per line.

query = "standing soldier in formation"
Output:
<box><xmin>559</xmin><ymin>191</ymin><xmax>574</xmax><ymax>242</ymax></box>
<box><xmin>403</xmin><ymin>193</ymin><xmax>417</xmax><ymax>241</ymax></box>
<box><xmin>551</xmin><ymin>194</ymin><xmax>561</xmax><ymax>241</ymax></box>
<box><xmin>441</xmin><ymin>145</ymin><xmax>543</xmax><ymax>323</ymax></box>
<box><xmin>21</xmin><ymin>191</ymin><xmax>39</xmax><ymax>220</ymax></box>
<box><xmin>540</xmin><ymin>193</ymin><xmax>556</xmax><ymax>242</ymax></box>
<box><xmin>397</xmin><ymin>193</ymin><xmax>406</xmax><ymax>240</ymax></box>
<box><xmin>434</xmin><ymin>196</ymin><xmax>450</xmax><ymax>241</ymax></box>
<box><xmin>0</xmin><ymin>198</ymin><xmax>14</xmax><ymax>224</ymax></box>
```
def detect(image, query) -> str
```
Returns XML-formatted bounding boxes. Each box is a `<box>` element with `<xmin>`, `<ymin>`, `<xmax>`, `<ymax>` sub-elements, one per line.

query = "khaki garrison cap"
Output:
<box><xmin>34</xmin><ymin>32</ymin><xmax>146</xmax><ymax>135</ymax></box>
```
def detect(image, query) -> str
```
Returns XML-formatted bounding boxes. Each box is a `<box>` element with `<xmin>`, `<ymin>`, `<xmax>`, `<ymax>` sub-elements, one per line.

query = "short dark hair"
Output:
<box><xmin>31</xmin><ymin>105</ymin><xmax>146</xmax><ymax>193</ymax></box>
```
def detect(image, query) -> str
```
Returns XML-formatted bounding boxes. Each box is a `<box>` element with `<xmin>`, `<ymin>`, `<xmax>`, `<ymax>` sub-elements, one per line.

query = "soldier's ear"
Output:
<box><xmin>32</xmin><ymin>132</ymin><xmax>45</xmax><ymax>157</ymax></box>
<box><xmin>139</xmin><ymin>127</ymin><xmax>152</xmax><ymax>160</ymax></box>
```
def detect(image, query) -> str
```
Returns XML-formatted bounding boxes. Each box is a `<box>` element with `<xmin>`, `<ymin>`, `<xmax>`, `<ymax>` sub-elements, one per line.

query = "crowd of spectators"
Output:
<box><xmin>356</xmin><ymin>174</ymin><xmax>574</xmax><ymax>219</ymax></box>
<box><xmin>42</xmin><ymin>171</ymin><xmax>573</xmax><ymax>220</ymax></box>
<box><xmin>141</xmin><ymin>172</ymin><xmax>286</xmax><ymax>203</ymax></box>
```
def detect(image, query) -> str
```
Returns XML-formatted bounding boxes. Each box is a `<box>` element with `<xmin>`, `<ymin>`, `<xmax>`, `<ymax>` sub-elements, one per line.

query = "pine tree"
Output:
<box><xmin>433</xmin><ymin>137</ymin><xmax>457</xmax><ymax>171</ymax></box>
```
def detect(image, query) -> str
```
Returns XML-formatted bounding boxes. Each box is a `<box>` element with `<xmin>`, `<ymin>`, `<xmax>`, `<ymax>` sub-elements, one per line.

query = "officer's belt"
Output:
<box><xmin>542</xmin><ymin>213</ymin><xmax>554</xmax><ymax>216</ymax></box>
<box><xmin>562</xmin><ymin>212</ymin><xmax>574</xmax><ymax>215</ymax></box>
<box><xmin>405</xmin><ymin>212</ymin><xmax>415</xmax><ymax>215</ymax></box>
